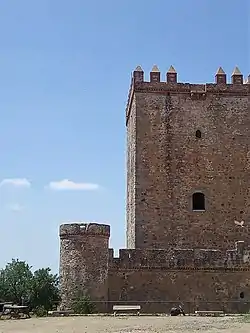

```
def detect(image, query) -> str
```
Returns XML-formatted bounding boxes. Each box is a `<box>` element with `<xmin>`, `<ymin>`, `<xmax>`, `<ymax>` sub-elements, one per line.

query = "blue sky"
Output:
<box><xmin>0</xmin><ymin>0</ymin><xmax>249</xmax><ymax>273</ymax></box>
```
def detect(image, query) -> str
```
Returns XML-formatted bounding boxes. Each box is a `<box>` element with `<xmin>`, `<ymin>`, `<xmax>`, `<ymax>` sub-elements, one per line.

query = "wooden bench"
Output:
<box><xmin>1</xmin><ymin>305</ymin><xmax>30</xmax><ymax>319</ymax></box>
<box><xmin>195</xmin><ymin>310</ymin><xmax>224</xmax><ymax>317</ymax></box>
<box><xmin>113</xmin><ymin>305</ymin><xmax>141</xmax><ymax>316</ymax></box>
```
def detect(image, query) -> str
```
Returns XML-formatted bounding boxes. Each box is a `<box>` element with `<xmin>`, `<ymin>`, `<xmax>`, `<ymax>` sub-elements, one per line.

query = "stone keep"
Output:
<box><xmin>126</xmin><ymin>66</ymin><xmax>250</xmax><ymax>250</ymax></box>
<box><xmin>59</xmin><ymin>66</ymin><xmax>250</xmax><ymax>313</ymax></box>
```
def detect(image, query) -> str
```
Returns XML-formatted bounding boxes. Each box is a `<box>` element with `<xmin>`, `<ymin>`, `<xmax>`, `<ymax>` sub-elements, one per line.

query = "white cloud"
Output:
<box><xmin>7</xmin><ymin>203</ymin><xmax>24</xmax><ymax>212</ymax></box>
<box><xmin>47</xmin><ymin>179</ymin><xmax>99</xmax><ymax>191</ymax></box>
<box><xmin>0</xmin><ymin>178</ymin><xmax>31</xmax><ymax>188</ymax></box>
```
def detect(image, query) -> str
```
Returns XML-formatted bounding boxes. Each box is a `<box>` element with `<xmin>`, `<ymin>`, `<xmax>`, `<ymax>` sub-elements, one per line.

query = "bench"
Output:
<box><xmin>48</xmin><ymin>310</ymin><xmax>74</xmax><ymax>317</ymax></box>
<box><xmin>0</xmin><ymin>302</ymin><xmax>13</xmax><ymax>313</ymax></box>
<box><xmin>195</xmin><ymin>310</ymin><xmax>224</xmax><ymax>317</ymax></box>
<box><xmin>1</xmin><ymin>305</ymin><xmax>30</xmax><ymax>319</ymax></box>
<box><xmin>113</xmin><ymin>305</ymin><xmax>141</xmax><ymax>316</ymax></box>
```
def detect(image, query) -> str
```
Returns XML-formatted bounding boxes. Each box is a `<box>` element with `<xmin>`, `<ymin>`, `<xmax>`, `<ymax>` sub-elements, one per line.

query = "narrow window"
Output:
<box><xmin>192</xmin><ymin>192</ymin><xmax>205</xmax><ymax>211</ymax></box>
<box><xmin>196</xmin><ymin>130</ymin><xmax>201</xmax><ymax>138</ymax></box>
<box><xmin>240</xmin><ymin>292</ymin><xmax>245</xmax><ymax>299</ymax></box>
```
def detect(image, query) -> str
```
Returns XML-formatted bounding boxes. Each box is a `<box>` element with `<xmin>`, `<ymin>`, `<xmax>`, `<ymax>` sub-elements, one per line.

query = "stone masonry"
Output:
<box><xmin>126</xmin><ymin>66</ymin><xmax>250</xmax><ymax>250</ymax></box>
<box><xmin>59</xmin><ymin>223</ymin><xmax>110</xmax><ymax>311</ymax></box>
<box><xmin>59</xmin><ymin>66</ymin><xmax>250</xmax><ymax>313</ymax></box>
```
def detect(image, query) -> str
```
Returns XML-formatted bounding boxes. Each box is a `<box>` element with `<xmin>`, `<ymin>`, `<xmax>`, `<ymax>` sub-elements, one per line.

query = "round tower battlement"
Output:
<box><xmin>59</xmin><ymin>222</ymin><xmax>110</xmax><ymax>239</ymax></box>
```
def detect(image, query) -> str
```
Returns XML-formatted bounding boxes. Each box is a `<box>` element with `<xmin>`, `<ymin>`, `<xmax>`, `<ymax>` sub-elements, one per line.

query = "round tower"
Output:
<box><xmin>59</xmin><ymin>222</ymin><xmax>110</xmax><ymax>311</ymax></box>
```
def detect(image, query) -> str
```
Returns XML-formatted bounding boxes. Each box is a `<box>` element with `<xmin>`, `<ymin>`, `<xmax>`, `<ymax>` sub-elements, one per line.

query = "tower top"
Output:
<box><xmin>232</xmin><ymin>66</ymin><xmax>242</xmax><ymax>76</ymax></box>
<box><xmin>231</xmin><ymin>66</ymin><xmax>243</xmax><ymax>84</ymax></box>
<box><xmin>130</xmin><ymin>64</ymin><xmax>248</xmax><ymax>86</ymax></box>
<box><xmin>59</xmin><ymin>223</ymin><xmax>110</xmax><ymax>238</ymax></box>
<box><xmin>167</xmin><ymin>65</ymin><xmax>177</xmax><ymax>73</ymax></box>
<box><xmin>134</xmin><ymin>65</ymin><xmax>143</xmax><ymax>72</ymax></box>
<box><xmin>151</xmin><ymin>65</ymin><xmax>160</xmax><ymax>72</ymax></box>
<box><xmin>215</xmin><ymin>67</ymin><xmax>226</xmax><ymax>84</ymax></box>
<box><xmin>216</xmin><ymin>67</ymin><xmax>226</xmax><ymax>75</ymax></box>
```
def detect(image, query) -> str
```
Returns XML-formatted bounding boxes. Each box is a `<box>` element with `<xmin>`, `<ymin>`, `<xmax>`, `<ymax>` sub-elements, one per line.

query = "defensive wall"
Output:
<box><xmin>108</xmin><ymin>241</ymin><xmax>250</xmax><ymax>269</ymax></box>
<box><xmin>108</xmin><ymin>242</ymin><xmax>250</xmax><ymax>313</ymax></box>
<box><xmin>60</xmin><ymin>222</ymin><xmax>250</xmax><ymax>313</ymax></box>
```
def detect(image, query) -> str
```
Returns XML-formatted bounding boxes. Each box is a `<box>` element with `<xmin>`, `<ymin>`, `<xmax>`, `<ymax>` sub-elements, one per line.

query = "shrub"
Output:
<box><xmin>34</xmin><ymin>305</ymin><xmax>47</xmax><ymax>317</ymax></box>
<box><xmin>72</xmin><ymin>296</ymin><xmax>95</xmax><ymax>314</ymax></box>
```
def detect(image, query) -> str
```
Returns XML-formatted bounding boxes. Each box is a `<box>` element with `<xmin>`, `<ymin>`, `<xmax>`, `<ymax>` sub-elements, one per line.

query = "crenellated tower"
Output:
<box><xmin>126</xmin><ymin>65</ymin><xmax>250</xmax><ymax>250</ymax></box>
<box><xmin>58</xmin><ymin>64</ymin><xmax>250</xmax><ymax>314</ymax></box>
<box><xmin>59</xmin><ymin>223</ymin><xmax>110</xmax><ymax>310</ymax></box>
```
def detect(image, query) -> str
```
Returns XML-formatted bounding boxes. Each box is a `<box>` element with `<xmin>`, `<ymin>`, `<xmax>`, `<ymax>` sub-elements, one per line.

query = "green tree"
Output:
<box><xmin>0</xmin><ymin>259</ymin><xmax>60</xmax><ymax>313</ymax></box>
<box><xmin>0</xmin><ymin>259</ymin><xmax>33</xmax><ymax>305</ymax></box>
<box><xmin>29</xmin><ymin>268</ymin><xmax>60</xmax><ymax>311</ymax></box>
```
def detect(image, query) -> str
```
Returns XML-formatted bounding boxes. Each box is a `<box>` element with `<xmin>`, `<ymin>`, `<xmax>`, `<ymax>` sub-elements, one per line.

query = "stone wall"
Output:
<box><xmin>107</xmin><ymin>241</ymin><xmax>250</xmax><ymax>313</ymax></box>
<box><xmin>126</xmin><ymin>67</ymin><xmax>250</xmax><ymax>250</ymax></box>
<box><xmin>59</xmin><ymin>223</ymin><xmax>250</xmax><ymax>314</ymax></box>
<box><xmin>108</xmin><ymin>268</ymin><xmax>250</xmax><ymax>313</ymax></box>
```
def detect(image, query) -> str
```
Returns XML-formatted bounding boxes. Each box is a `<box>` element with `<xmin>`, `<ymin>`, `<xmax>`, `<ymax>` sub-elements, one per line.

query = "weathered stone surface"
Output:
<box><xmin>126</xmin><ymin>98</ymin><xmax>137</xmax><ymax>249</ymax></box>
<box><xmin>59</xmin><ymin>223</ymin><xmax>110</xmax><ymax>310</ymax></box>
<box><xmin>108</xmin><ymin>269</ymin><xmax>250</xmax><ymax>313</ymax></box>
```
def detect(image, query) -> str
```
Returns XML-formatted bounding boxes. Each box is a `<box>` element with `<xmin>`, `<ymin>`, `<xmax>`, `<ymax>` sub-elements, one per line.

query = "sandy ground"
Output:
<box><xmin>0</xmin><ymin>315</ymin><xmax>249</xmax><ymax>333</ymax></box>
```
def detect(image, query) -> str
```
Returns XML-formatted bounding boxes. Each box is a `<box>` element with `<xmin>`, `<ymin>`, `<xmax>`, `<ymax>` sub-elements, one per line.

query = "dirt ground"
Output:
<box><xmin>0</xmin><ymin>315</ymin><xmax>249</xmax><ymax>333</ymax></box>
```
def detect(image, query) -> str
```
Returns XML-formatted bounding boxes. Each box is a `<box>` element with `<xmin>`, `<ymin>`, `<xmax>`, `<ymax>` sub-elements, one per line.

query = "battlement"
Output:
<box><xmin>108</xmin><ymin>241</ymin><xmax>250</xmax><ymax>270</ymax></box>
<box><xmin>126</xmin><ymin>65</ymin><xmax>249</xmax><ymax>123</ymax></box>
<box><xmin>131</xmin><ymin>65</ymin><xmax>249</xmax><ymax>85</ymax></box>
<box><xmin>59</xmin><ymin>222</ymin><xmax>110</xmax><ymax>239</ymax></box>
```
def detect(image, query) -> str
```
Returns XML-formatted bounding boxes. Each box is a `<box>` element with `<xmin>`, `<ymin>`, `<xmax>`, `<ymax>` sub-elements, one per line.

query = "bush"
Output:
<box><xmin>72</xmin><ymin>296</ymin><xmax>95</xmax><ymax>314</ymax></box>
<box><xmin>34</xmin><ymin>305</ymin><xmax>48</xmax><ymax>317</ymax></box>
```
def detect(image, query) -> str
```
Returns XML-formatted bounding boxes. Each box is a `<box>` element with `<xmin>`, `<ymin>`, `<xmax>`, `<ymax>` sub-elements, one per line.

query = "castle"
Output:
<box><xmin>59</xmin><ymin>65</ymin><xmax>250</xmax><ymax>313</ymax></box>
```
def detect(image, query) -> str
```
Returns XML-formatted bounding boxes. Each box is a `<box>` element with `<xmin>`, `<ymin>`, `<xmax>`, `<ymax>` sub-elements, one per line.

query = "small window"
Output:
<box><xmin>192</xmin><ymin>192</ymin><xmax>205</xmax><ymax>211</ymax></box>
<box><xmin>196</xmin><ymin>130</ymin><xmax>201</xmax><ymax>138</ymax></box>
<box><xmin>240</xmin><ymin>292</ymin><xmax>245</xmax><ymax>299</ymax></box>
